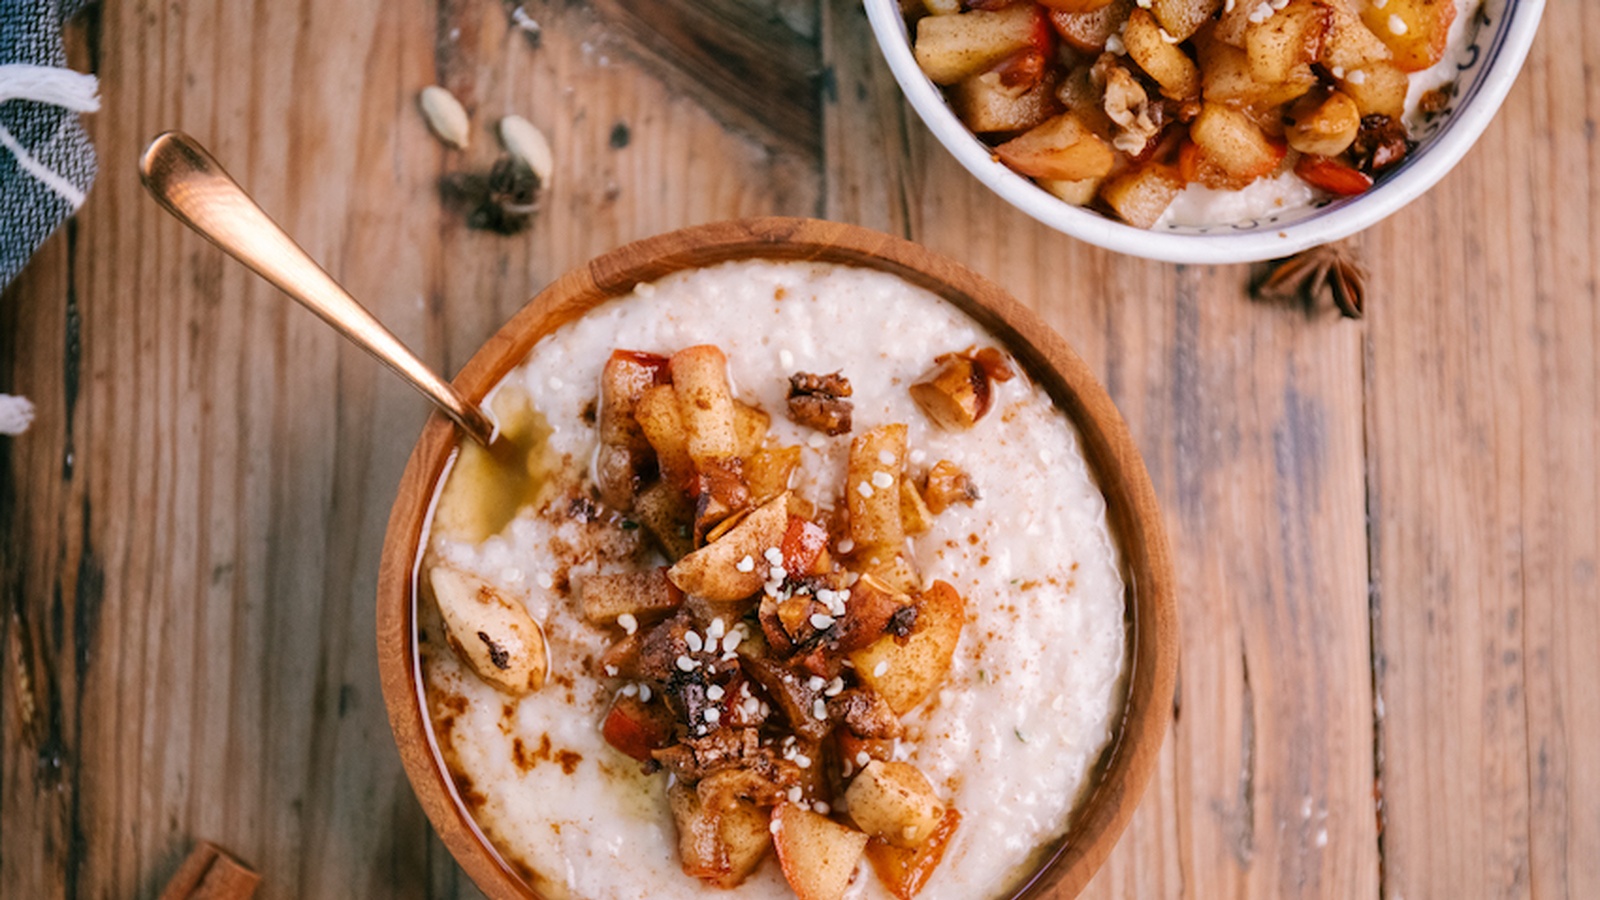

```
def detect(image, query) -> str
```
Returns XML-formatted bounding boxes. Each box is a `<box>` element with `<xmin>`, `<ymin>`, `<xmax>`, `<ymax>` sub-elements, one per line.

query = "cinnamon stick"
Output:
<box><xmin>158</xmin><ymin>840</ymin><xmax>261</xmax><ymax>900</ymax></box>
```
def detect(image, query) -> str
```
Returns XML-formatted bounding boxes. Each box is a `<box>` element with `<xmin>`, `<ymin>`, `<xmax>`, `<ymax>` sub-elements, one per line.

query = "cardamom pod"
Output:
<box><xmin>419</xmin><ymin>85</ymin><xmax>470</xmax><ymax>149</ymax></box>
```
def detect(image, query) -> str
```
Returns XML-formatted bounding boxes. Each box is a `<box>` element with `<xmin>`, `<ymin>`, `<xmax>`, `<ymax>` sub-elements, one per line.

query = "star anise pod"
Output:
<box><xmin>439</xmin><ymin>155</ymin><xmax>543</xmax><ymax>234</ymax></box>
<box><xmin>1253</xmin><ymin>244</ymin><xmax>1366</xmax><ymax>319</ymax></box>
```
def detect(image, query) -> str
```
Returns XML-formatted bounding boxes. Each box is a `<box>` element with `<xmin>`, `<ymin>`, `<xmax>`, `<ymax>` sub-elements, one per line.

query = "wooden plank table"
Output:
<box><xmin>2</xmin><ymin>1</ymin><xmax>1595</xmax><ymax>897</ymax></box>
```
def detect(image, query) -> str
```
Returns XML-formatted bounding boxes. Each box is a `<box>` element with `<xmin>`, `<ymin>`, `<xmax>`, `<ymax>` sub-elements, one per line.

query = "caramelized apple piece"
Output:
<box><xmin>914</xmin><ymin>4</ymin><xmax>1049</xmax><ymax>85</ymax></box>
<box><xmin>668</xmin><ymin>493</ymin><xmax>789</xmax><ymax>602</ymax></box>
<box><xmin>850</xmin><ymin>581</ymin><xmax>965</xmax><ymax>715</ymax></box>
<box><xmin>1101</xmin><ymin>163</ymin><xmax>1185</xmax><ymax>229</ymax></box>
<box><xmin>921</xmin><ymin>460</ymin><xmax>979</xmax><ymax>514</ymax></box>
<box><xmin>579</xmin><ymin>567</ymin><xmax>684</xmax><ymax>626</ymax></box>
<box><xmin>1046</xmin><ymin>0</ymin><xmax>1131</xmax><ymax>52</ymax></box>
<box><xmin>994</xmin><ymin>111</ymin><xmax>1116</xmax><ymax>181</ymax></box>
<box><xmin>1189</xmin><ymin>103</ymin><xmax>1287</xmax><ymax>180</ymax></box>
<box><xmin>845</xmin><ymin>761</ymin><xmax>947</xmax><ymax>848</ymax></box>
<box><xmin>596</xmin><ymin>350</ymin><xmax>670</xmax><ymax>510</ymax></box>
<box><xmin>1123</xmin><ymin>9</ymin><xmax>1200</xmax><ymax>101</ymax></box>
<box><xmin>1150</xmin><ymin>0</ymin><xmax>1222</xmax><ymax>42</ymax></box>
<box><xmin>669</xmin><ymin>780</ymin><xmax>773</xmax><ymax>889</ymax></box>
<box><xmin>771</xmin><ymin>804</ymin><xmax>870</xmax><ymax>900</ymax></box>
<box><xmin>865</xmin><ymin>808</ymin><xmax>963</xmax><ymax>900</ymax></box>
<box><xmin>602</xmin><ymin>693</ymin><xmax>675</xmax><ymax>762</ymax></box>
<box><xmin>1360</xmin><ymin>0</ymin><xmax>1456</xmax><ymax>72</ymax></box>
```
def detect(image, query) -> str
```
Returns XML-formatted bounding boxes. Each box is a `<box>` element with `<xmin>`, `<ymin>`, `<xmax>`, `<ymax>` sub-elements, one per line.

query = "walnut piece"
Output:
<box><xmin>786</xmin><ymin>371</ymin><xmax>853</xmax><ymax>435</ymax></box>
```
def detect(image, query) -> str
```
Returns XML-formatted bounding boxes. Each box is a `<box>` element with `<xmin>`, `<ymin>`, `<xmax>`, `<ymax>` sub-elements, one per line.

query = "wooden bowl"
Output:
<box><xmin>376</xmin><ymin>217</ymin><xmax>1177</xmax><ymax>900</ymax></box>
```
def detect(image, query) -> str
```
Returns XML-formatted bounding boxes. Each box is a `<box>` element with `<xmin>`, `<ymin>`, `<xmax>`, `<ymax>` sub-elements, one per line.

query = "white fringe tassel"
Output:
<box><xmin>0</xmin><ymin>63</ymin><xmax>101</xmax><ymax>209</ymax></box>
<box><xmin>0</xmin><ymin>395</ymin><xmax>35</xmax><ymax>436</ymax></box>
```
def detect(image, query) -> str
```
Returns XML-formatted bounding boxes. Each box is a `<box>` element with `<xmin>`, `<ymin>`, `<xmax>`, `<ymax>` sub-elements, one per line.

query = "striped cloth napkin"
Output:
<box><xmin>2</xmin><ymin>0</ymin><xmax>99</xmax><ymax>435</ymax></box>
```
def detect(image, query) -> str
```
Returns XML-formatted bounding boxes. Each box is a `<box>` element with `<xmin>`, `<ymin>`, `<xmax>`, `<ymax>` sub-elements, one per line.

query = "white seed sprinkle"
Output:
<box><xmin>1388</xmin><ymin>13</ymin><xmax>1407</xmax><ymax>34</ymax></box>
<box><xmin>871</xmin><ymin>471</ymin><xmax>894</xmax><ymax>489</ymax></box>
<box><xmin>808</xmin><ymin>433</ymin><xmax>826</xmax><ymax>449</ymax></box>
<box><xmin>807</xmin><ymin>676</ymin><xmax>826</xmax><ymax>691</ymax></box>
<box><xmin>770</xmin><ymin>819</ymin><xmax>783</xmax><ymax>835</ymax></box>
<box><xmin>795</xmin><ymin>754</ymin><xmax>812</xmax><ymax>769</ymax></box>
<box><xmin>639</xmin><ymin>684</ymin><xmax>652</xmax><ymax>702</ymax></box>
<box><xmin>810</xmin><ymin>613</ymin><xmax>836</xmax><ymax>629</ymax></box>
<box><xmin>723</xmin><ymin>631</ymin><xmax>744</xmax><ymax>653</ymax></box>
<box><xmin>696</xmin><ymin>725</ymin><xmax>707</xmax><ymax>736</ymax></box>
<box><xmin>873</xmin><ymin>660</ymin><xmax>889</xmax><ymax>678</ymax></box>
<box><xmin>813</xmin><ymin>801</ymin><xmax>830</xmax><ymax>815</ymax></box>
<box><xmin>877</xmin><ymin>450</ymin><xmax>896</xmax><ymax>466</ymax></box>
<box><xmin>825</xmin><ymin>676</ymin><xmax>845</xmax><ymax>697</ymax></box>
<box><xmin>764</xmin><ymin>547</ymin><xmax>785</xmax><ymax>566</ymax></box>
<box><xmin>621</xmin><ymin>683</ymin><xmax>638</xmax><ymax>696</ymax></box>
<box><xmin>1347</xmin><ymin>69</ymin><xmax>1368</xmax><ymax>85</ymax></box>
<box><xmin>535</xmin><ymin>571</ymin><xmax>553</xmax><ymax>589</ymax></box>
<box><xmin>676</xmin><ymin>655</ymin><xmax>697</xmax><ymax>672</ymax></box>
<box><xmin>857</xmin><ymin>481</ymin><xmax>874</xmax><ymax>498</ymax></box>
<box><xmin>788</xmin><ymin>786</ymin><xmax>804</xmax><ymax>803</ymax></box>
<box><xmin>836</xmin><ymin>537</ymin><xmax>855</xmax><ymax>553</ymax></box>
<box><xmin>902</xmin><ymin>826</ymin><xmax>918</xmax><ymax>841</ymax></box>
<box><xmin>707</xmin><ymin>684</ymin><xmax>726</xmax><ymax>701</ymax></box>
<box><xmin>1105</xmin><ymin>33</ymin><xmax>1126</xmax><ymax>54</ymax></box>
<box><xmin>704</xmin><ymin>707</ymin><xmax>721</xmax><ymax>724</ymax></box>
<box><xmin>708</xmin><ymin>618</ymin><xmax>726</xmax><ymax>640</ymax></box>
<box><xmin>736</xmin><ymin>555</ymin><xmax>756</xmax><ymax>573</ymax></box>
<box><xmin>685</xmin><ymin>631</ymin><xmax>703</xmax><ymax>652</ymax></box>
<box><xmin>604</xmin><ymin>664</ymin><xmax>619</xmax><ymax>677</ymax></box>
<box><xmin>617</xmin><ymin>613</ymin><xmax>638</xmax><ymax>635</ymax></box>
<box><xmin>812</xmin><ymin>699</ymin><xmax>828</xmax><ymax>720</ymax></box>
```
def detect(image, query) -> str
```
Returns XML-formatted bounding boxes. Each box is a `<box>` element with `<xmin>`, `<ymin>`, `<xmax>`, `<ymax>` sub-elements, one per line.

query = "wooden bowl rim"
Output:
<box><xmin>376</xmin><ymin>216</ymin><xmax>1177</xmax><ymax>900</ymax></box>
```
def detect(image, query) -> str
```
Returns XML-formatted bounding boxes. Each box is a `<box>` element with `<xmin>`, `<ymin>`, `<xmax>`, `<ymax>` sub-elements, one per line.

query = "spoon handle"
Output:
<box><xmin>139</xmin><ymin>131</ymin><xmax>496</xmax><ymax>446</ymax></box>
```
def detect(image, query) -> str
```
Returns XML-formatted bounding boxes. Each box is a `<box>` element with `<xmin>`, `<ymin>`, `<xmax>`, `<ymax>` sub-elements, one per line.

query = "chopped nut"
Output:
<box><xmin>786</xmin><ymin>371</ymin><xmax>853</xmax><ymax>435</ymax></box>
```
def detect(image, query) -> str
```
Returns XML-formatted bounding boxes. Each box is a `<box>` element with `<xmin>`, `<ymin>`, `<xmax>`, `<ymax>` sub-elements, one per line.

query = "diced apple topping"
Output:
<box><xmin>518</xmin><ymin>341</ymin><xmax>1011</xmax><ymax>898</ymax></box>
<box><xmin>906</xmin><ymin>0</ymin><xmax>1452</xmax><ymax>226</ymax></box>
<box><xmin>772</xmin><ymin>804</ymin><xmax>871</xmax><ymax>900</ymax></box>
<box><xmin>845</xmin><ymin>761</ymin><xmax>947</xmax><ymax>848</ymax></box>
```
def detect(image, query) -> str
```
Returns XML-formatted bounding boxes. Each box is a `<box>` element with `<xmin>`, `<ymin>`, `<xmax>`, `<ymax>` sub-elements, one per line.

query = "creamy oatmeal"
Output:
<box><xmin>419</xmin><ymin>260</ymin><xmax>1127</xmax><ymax>900</ymax></box>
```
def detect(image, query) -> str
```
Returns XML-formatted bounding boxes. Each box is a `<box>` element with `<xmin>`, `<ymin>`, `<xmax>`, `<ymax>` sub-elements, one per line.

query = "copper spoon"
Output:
<box><xmin>139</xmin><ymin>131</ymin><xmax>498</xmax><ymax>446</ymax></box>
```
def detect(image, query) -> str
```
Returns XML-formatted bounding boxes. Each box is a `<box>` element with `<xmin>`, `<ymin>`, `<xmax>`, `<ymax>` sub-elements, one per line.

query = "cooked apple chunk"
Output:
<box><xmin>1360</xmin><ymin>0</ymin><xmax>1456</xmax><ymax>72</ymax></box>
<box><xmin>1101</xmin><ymin>163</ymin><xmax>1185</xmax><ymax>229</ymax></box>
<box><xmin>994</xmin><ymin>111</ymin><xmax>1116</xmax><ymax>181</ymax></box>
<box><xmin>579</xmin><ymin>567</ymin><xmax>684</xmax><ymax>626</ymax></box>
<box><xmin>429</xmin><ymin>565</ymin><xmax>548</xmax><ymax>695</ymax></box>
<box><xmin>951</xmin><ymin>67</ymin><xmax>1062</xmax><ymax>135</ymax></box>
<box><xmin>1124</xmin><ymin>9</ymin><xmax>1200</xmax><ymax>101</ymax></box>
<box><xmin>845</xmin><ymin>761</ymin><xmax>947</xmax><ymax>848</ymax></box>
<box><xmin>772</xmin><ymin>804</ymin><xmax>871</xmax><ymax>900</ymax></box>
<box><xmin>914</xmin><ymin>4</ymin><xmax>1047</xmax><ymax>85</ymax></box>
<box><xmin>864</xmin><ymin>808</ymin><xmax>963</xmax><ymax>900</ymax></box>
<box><xmin>1189</xmin><ymin>103</ymin><xmax>1286</xmax><ymax>180</ymax></box>
<box><xmin>1245</xmin><ymin>0</ymin><xmax>1330</xmax><ymax>86</ymax></box>
<box><xmin>668</xmin><ymin>493</ymin><xmax>788</xmax><ymax>601</ymax></box>
<box><xmin>669</xmin><ymin>780</ymin><xmax>773</xmax><ymax>889</ymax></box>
<box><xmin>850</xmin><ymin>581</ymin><xmax>965</xmax><ymax>715</ymax></box>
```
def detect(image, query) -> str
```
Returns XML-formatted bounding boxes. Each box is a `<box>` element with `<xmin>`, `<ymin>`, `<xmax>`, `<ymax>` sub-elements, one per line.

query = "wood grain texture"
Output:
<box><xmin>2</xmin><ymin>0</ymin><xmax>1597</xmax><ymax>899</ymax></box>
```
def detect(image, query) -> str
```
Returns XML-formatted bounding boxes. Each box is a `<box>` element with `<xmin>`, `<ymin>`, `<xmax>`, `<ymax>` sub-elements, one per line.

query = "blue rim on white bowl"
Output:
<box><xmin>864</xmin><ymin>0</ymin><xmax>1547</xmax><ymax>265</ymax></box>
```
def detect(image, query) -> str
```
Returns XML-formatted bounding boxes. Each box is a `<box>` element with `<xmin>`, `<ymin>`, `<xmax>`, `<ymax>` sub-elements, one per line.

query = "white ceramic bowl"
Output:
<box><xmin>865</xmin><ymin>0</ymin><xmax>1546</xmax><ymax>264</ymax></box>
